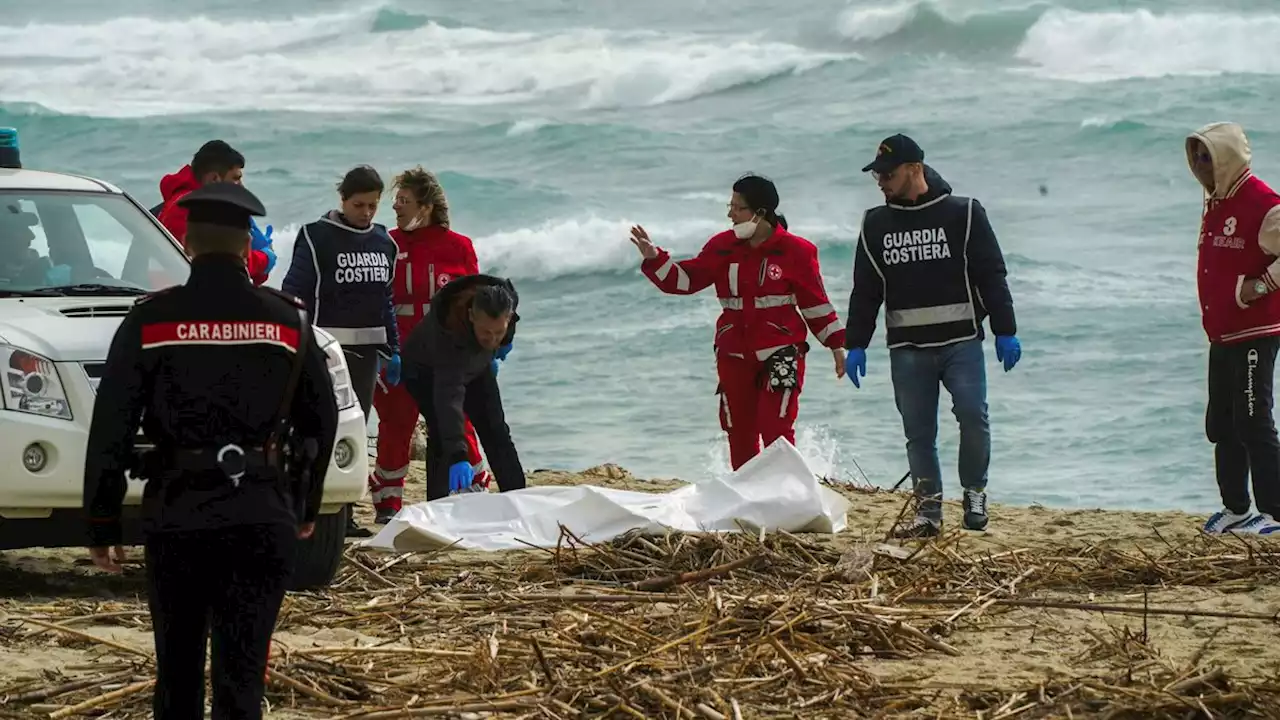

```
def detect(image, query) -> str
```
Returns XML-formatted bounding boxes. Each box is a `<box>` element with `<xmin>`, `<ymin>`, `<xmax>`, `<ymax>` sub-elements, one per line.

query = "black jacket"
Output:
<box><xmin>402</xmin><ymin>274</ymin><xmax>519</xmax><ymax>464</ymax></box>
<box><xmin>83</xmin><ymin>254</ymin><xmax>339</xmax><ymax>546</ymax></box>
<box><xmin>282</xmin><ymin>211</ymin><xmax>399</xmax><ymax>355</ymax></box>
<box><xmin>847</xmin><ymin>166</ymin><xmax>1016</xmax><ymax>350</ymax></box>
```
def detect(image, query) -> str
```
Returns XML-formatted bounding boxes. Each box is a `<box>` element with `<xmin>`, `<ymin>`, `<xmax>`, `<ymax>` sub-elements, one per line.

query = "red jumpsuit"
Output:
<box><xmin>641</xmin><ymin>227</ymin><xmax>846</xmax><ymax>470</ymax></box>
<box><xmin>369</xmin><ymin>224</ymin><xmax>491</xmax><ymax>513</ymax></box>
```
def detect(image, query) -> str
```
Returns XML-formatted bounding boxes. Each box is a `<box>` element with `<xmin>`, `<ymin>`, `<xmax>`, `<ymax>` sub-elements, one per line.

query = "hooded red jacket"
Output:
<box><xmin>157</xmin><ymin>165</ymin><xmax>271</xmax><ymax>286</ymax></box>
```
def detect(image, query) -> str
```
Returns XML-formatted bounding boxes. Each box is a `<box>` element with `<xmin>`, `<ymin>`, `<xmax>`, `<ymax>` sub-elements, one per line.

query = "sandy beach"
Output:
<box><xmin>2</xmin><ymin>461</ymin><xmax>1278</xmax><ymax>718</ymax></box>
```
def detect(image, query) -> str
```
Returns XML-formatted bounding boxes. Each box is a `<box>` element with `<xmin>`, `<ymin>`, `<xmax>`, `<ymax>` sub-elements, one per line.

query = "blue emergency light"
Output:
<box><xmin>0</xmin><ymin>128</ymin><xmax>21</xmax><ymax>170</ymax></box>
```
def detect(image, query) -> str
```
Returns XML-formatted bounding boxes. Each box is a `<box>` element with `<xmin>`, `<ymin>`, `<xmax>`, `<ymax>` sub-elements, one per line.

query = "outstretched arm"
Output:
<box><xmin>631</xmin><ymin>226</ymin><xmax>720</xmax><ymax>296</ymax></box>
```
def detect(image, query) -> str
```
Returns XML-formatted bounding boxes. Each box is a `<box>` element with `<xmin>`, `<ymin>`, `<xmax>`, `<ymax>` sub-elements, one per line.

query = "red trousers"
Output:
<box><xmin>369</xmin><ymin>379</ymin><xmax>490</xmax><ymax>513</ymax></box>
<box><xmin>716</xmin><ymin>351</ymin><xmax>805</xmax><ymax>471</ymax></box>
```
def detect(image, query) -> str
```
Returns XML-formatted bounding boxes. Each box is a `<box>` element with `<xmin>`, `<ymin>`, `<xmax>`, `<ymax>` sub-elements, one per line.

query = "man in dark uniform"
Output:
<box><xmin>400</xmin><ymin>274</ymin><xmax>527</xmax><ymax>500</ymax></box>
<box><xmin>83</xmin><ymin>182</ymin><xmax>339</xmax><ymax>719</ymax></box>
<box><xmin>844</xmin><ymin>134</ymin><xmax>1021</xmax><ymax>539</ymax></box>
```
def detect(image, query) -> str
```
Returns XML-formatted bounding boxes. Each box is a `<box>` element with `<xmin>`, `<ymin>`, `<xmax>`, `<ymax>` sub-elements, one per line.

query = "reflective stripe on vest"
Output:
<box><xmin>885</xmin><ymin>302</ymin><xmax>976</xmax><ymax>329</ymax></box>
<box><xmin>323</xmin><ymin>326</ymin><xmax>388</xmax><ymax>345</ymax></box>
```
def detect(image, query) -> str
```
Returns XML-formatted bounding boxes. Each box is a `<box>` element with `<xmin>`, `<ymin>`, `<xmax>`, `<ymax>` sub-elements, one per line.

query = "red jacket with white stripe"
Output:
<box><xmin>1189</xmin><ymin>122</ymin><xmax>1280</xmax><ymax>345</ymax></box>
<box><xmin>641</xmin><ymin>227</ymin><xmax>846</xmax><ymax>359</ymax></box>
<box><xmin>388</xmin><ymin>225</ymin><xmax>479</xmax><ymax>337</ymax></box>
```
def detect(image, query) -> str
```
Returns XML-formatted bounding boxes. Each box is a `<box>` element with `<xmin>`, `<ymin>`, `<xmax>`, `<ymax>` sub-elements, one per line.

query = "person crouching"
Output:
<box><xmin>400</xmin><ymin>275</ymin><xmax>527</xmax><ymax>499</ymax></box>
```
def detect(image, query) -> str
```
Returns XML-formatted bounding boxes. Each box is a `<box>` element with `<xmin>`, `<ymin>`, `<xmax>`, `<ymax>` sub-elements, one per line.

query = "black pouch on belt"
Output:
<box><xmin>763</xmin><ymin>345</ymin><xmax>800</xmax><ymax>391</ymax></box>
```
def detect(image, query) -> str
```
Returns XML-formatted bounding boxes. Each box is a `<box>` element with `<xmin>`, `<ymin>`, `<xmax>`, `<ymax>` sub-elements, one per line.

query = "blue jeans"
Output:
<box><xmin>889</xmin><ymin>338</ymin><xmax>990</xmax><ymax>521</ymax></box>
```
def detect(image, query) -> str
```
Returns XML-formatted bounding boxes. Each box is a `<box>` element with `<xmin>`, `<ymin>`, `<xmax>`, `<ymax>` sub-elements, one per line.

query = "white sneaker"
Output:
<box><xmin>1250</xmin><ymin>513</ymin><xmax>1280</xmax><ymax>536</ymax></box>
<box><xmin>1202</xmin><ymin>509</ymin><xmax>1262</xmax><ymax>534</ymax></box>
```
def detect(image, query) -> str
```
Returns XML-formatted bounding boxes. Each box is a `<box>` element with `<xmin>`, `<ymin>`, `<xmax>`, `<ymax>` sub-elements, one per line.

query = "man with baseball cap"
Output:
<box><xmin>845</xmin><ymin>133</ymin><xmax>1021</xmax><ymax>538</ymax></box>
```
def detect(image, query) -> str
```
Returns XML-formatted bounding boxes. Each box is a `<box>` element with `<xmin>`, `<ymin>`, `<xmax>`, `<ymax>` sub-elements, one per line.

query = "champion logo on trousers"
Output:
<box><xmin>141</xmin><ymin>322</ymin><xmax>300</xmax><ymax>352</ymax></box>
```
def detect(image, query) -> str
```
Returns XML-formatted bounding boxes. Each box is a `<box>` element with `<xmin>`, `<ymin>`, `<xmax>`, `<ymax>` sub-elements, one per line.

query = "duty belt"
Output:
<box><xmin>167</xmin><ymin>444</ymin><xmax>276</xmax><ymax>488</ymax></box>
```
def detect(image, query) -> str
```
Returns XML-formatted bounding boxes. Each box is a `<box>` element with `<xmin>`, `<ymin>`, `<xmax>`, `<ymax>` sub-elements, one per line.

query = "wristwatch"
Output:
<box><xmin>1255</xmin><ymin>280</ymin><xmax>1269</xmax><ymax>297</ymax></box>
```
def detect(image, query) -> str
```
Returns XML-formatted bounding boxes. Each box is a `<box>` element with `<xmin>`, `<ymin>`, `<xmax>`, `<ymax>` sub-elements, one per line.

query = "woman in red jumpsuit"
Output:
<box><xmin>630</xmin><ymin>174</ymin><xmax>847</xmax><ymax>470</ymax></box>
<box><xmin>368</xmin><ymin>167</ymin><xmax>491</xmax><ymax>524</ymax></box>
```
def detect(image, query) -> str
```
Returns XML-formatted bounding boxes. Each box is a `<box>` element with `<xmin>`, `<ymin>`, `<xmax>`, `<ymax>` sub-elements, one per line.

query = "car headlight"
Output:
<box><xmin>323</xmin><ymin>340</ymin><xmax>357</xmax><ymax>411</ymax></box>
<box><xmin>0</xmin><ymin>346</ymin><xmax>72</xmax><ymax>420</ymax></box>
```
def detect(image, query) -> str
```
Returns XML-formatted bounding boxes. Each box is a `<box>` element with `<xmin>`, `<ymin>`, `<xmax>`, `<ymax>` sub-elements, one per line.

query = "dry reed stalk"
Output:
<box><xmin>2</xmin><ymin>518</ymin><xmax>1278</xmax><ymax>718</ymax></box>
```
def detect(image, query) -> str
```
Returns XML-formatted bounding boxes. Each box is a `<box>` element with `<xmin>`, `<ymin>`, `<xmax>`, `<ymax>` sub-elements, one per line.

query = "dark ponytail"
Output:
<box><xmin>732</xmin><ymin>173</ymin><xmax>787</xmax><ymax>230</ymax></box>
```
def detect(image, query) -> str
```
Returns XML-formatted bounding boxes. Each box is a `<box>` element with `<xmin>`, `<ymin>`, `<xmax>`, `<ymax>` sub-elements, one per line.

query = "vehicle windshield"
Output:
<box><xmin>0</xmin><ymin>190</ymin><xmax>190</xmax><ymax>295</ymax></box>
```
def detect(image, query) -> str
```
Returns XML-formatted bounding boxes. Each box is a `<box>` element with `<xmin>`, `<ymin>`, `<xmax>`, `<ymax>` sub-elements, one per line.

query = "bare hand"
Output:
<box><xmin>89</xmin><ymin>545</ymin><xmax>127</xmax><ymax>573</ymax></box>
<box><xmin>1241</xmin><ymin>278</ymin><xmax>1267</xmax><ymax>305</ymax></box>
<box><xmin>832</xmin><ymin>348</ymin><xmax>847</xmax><ymax>379</ymax></box>
<box><xmin>298</xmin><ymin>522</ymin><xmax>315</xmax><ymax>540</ymax></box>
<box><xmin>629</xmin><ymin>225</ymin><xmax>659</xmax><ymax>260</ymax></box>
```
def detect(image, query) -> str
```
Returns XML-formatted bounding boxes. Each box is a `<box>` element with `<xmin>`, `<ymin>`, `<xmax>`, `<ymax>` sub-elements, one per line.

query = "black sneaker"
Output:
<box><xmin>345</xmin><ymin>510</ymin><xmax>373</xmax><ymax>538</ymax></box>
<box><xmin>963</xmin><ymin>488</ymin><xmax>988</xmax><ymax>531</ymax></box>
<box><xmin>374</xmin><ymin>508</ymin><xmax>396</xmax><ymax>525</ymax></box>
<box><xmin>893</xmin><ymin>515</ymin><xmax>941</xmax><ymax>539</ymax></box>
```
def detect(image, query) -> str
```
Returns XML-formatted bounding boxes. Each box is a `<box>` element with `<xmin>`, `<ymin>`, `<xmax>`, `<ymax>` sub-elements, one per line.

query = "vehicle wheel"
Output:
<box><xmin>288</xmin><ymin>505</ymin><xmax>348</xmax><ymax>591</ymax></box>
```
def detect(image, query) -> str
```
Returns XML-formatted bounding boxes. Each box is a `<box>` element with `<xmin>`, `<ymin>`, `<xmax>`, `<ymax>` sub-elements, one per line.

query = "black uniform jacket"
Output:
<box><xmin>401</xmin><ymin>274</ymin><xmax>519</xmax><ymax>464</ymax></box>
<box><xmin>83</xmin><ymin>254</ymin><xmax>339</xmax><ymax>547</ymax></box>
<box><xmin>847</xmin><ymin>166</ymin><xmax>1017</xmax><ymax>350</ymax></box>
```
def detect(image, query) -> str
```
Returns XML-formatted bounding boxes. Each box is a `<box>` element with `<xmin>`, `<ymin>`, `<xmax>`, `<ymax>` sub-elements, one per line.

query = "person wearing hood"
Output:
<box><xmin>629</xmin><ymin>174</ymin><xmax>848</xmax><ymax>471</ymax></box>
<box><xmin>1188</xmin><ymin>122</ymin><xmax>1280</xmax><ymax>536</ymax></box>
<box><xmin>845</xmin><ymin>134</ymin><xmax>1020</xmax><ymax>539</ymax></box>
<box><xmin>155</xmin><ymin>140</ymin><xmax>275</xmax><ymax>285</ymax></box>
<box><xmin>280</xmin><ymin>166</ymin><xmax>400</xmax><ymax>534</ymax></box>
<box><xmin>400</xmin><ymin>274</ymin><xmax>526</xmax><ymax>501</ymax></box>
<box><xmin>367</xmin><ymin>166</ymin><xmax>495</xmax><ymax>524</ymax></box>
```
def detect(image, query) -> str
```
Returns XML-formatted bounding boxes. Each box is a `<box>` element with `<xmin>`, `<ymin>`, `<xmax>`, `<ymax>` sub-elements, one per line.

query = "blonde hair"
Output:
<box><xmin>394</xmin><ymin>166</ymin><xmax>450</xmax><ymax>229</ymax></box>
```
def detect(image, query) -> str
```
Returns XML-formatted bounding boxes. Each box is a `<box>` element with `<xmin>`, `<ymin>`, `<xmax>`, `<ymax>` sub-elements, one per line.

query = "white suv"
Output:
<box><xmin>0</xmin><ymin>164</ymin><xmax>368</xmax><ymax>590</ymax></box>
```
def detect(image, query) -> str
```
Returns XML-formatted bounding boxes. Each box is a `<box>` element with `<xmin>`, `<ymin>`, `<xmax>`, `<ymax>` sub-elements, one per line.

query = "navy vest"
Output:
<box><xmin>299</xmin><ymin>215</ymin><xmax>397</xmax><ymax>346</ymax></box>
<box><xmin>859</xmin><ymin>195</ymin><xmax>980</xmax><ymax>348</ymax></box>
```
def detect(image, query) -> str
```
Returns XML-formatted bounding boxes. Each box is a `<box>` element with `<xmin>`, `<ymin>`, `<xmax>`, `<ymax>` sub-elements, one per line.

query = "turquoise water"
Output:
<box><xmin>4</xmin><ymin>0</ymin><xmax>1280</xmax><ymax>511</ymax></box>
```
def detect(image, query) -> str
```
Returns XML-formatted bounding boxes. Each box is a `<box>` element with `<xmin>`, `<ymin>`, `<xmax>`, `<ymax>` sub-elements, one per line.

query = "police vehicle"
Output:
<box><xmin>0</xmin><ymin>129</ymin><xmax>368</xmax><ymax>590</ymax></box>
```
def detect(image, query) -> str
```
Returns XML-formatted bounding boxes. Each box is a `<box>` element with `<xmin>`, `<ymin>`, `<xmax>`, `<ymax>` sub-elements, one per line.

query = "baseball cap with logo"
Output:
<box><xmin>862</xmin><ymin>134</ymin><xmax>925</xmax><ymax>174</ymax></box>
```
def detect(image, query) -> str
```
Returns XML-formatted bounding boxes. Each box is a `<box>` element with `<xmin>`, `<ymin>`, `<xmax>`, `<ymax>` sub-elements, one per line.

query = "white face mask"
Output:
<box><xmin>732</xmin><ymin>218</ymin><xmax>758</xmax><ymax>240</ymax></box>
<box><xmin>403</xmin><ymin>211</ymin><xmax>428</xmax><ymax>232</ymax></box>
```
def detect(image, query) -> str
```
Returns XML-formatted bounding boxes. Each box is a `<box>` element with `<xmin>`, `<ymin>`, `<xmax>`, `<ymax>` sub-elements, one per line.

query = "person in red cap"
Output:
<box><xmin>155</xmin><ymin>140</ymin><xmax>274</xmax><ymax>286</ymax></box>
<box><xmin>366</xmin><ymin>167</ymin><xmax>495</xmax><ymax>525</ymax></box>
<box><xmin>629</xmin><ymin>173</ymin><xmax>847</xmax><ymax>470</ymax></box>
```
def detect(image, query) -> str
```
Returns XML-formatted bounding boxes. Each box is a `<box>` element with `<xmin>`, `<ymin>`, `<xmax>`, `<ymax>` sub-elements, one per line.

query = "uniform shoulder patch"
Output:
<box><xmin>259</xmin><ymin>286</ymin><xmax>306</xmax><ymax>309</ymax></box>
<box><xmin>133</xmin><ymin>285</ymin><xmax>179</xmax><ymax>305</ymax></box>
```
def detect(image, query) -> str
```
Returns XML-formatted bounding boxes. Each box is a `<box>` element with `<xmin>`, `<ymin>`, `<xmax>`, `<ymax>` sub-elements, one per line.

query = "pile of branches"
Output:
<box><xmin>1</xmin><ymin>525</ymin><xmax>1278</xmax><ymax>718</ymax></box>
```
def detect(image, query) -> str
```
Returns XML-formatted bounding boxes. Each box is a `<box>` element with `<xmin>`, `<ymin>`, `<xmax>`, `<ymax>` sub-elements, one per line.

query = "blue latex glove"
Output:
<box><xmin>995</xmin><ymin>335</ymin><xmax>1021</xmax><ymax>372</ymax></box>
<box><xmin>249</xmin><ymin>219</ymin><xmax>273</xmax><ymax>252</ymax></box>
<box><xmin>491</xmin><ymin>358</ymin><xmax>500</xmax><ymax>377</ymax></box>
<box><xmin>844</xmin><ymin>348</ymin><xmax>867</xmax><ymax>388</ymax></box>
<box><xmin>495</xmin><ymin>342</ymin><xmax>513</xmax><ymax>361</ymax></box>
<box><xmin>449</xmin><ymin>461</ymin><xmax>474</xmax><ymax>493</ymax></box>
<box><xmin>258</xmin><ymin>245</ymin><xmax>277</xmax><ymax>275</ymax></box>
<box><xmin>385</xmin><ymin>353</ymin><xmax>402</xmax><ymax>386</ymax></box>
<box><xmin>44</xmin><ymin>264</ymin><xmax>72</xmax><ymax>286</ymax></box>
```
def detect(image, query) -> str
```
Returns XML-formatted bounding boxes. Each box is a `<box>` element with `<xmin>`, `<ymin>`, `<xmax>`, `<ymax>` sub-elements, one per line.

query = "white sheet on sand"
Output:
<box><xmin>360</xmin><ymin>439</ymin><xmax>852</xmax><ymax>553</ymax></box>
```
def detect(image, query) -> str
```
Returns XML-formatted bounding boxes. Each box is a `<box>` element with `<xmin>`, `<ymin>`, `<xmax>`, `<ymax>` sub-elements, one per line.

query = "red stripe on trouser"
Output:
<box><xmin>372</xmin><ymin>378</ymin><xmax>488</xmax><ymax>510</ymax></box>
<box><xmin>715</xmin><ymin>351</ymin><xmax>805</xmax><ymax>471</ymax></box>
